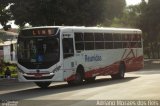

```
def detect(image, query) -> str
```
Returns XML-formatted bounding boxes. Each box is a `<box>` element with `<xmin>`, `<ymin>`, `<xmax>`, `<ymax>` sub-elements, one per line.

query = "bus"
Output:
<box><xmin>17</xmin><ymin>26</ymin><xmax>143</xmax><ymax>88</ymax></box>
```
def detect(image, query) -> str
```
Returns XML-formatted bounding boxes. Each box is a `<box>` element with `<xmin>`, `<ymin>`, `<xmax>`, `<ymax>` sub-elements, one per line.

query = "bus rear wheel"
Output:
<box><xmin>111</xmin><ymin>63</ymin><xmax>125</xmax><ymax>79</ymax></box>
<box><xmin>35</xmin><ymin>82</ymin><xmax>51</xmax><ymax>88</ymax></box>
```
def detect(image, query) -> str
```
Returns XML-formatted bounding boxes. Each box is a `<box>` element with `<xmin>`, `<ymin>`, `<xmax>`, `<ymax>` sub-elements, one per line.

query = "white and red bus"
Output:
<box><xmin>17</xmin><ymin>26</ymin><xmax>143</xmax><ymax>88</ymax></box>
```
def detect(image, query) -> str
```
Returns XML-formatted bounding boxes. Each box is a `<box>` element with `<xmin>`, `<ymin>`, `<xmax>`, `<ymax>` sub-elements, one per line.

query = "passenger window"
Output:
<box><xmin>113</xmin><ymin>34</ymin><xmax>121</xmax><ymax>41</ymax></box>
<box><xmin>85</xmin><ymin>42</ymin><xmax>94</xmax><ymax>50</ymax></box>
<box><xmin>94</xmin><ymin>33</ymin><xmax>104</xmax><ymax>49</ymax></box>
<box><xmin>114</xmin><ymin>42</ymin><xmax>122</xmax><ymax>49</ymax></box>
<box><xmin>95</xmin><ymin>42</ymin><xmax>104</xmax><ymax>49</ymax></box>
<box><xmin>126</xmin><ymin>34</ymin><xmax>131</xmax><ymax>41</ymax></box>
<box><xmin>105</xmin><ymin>42</ymin><xmax>113</xmax><ymax>49</ymax></box>
<box><xmin>84</xmin><ymin>33</ymin><xmax>95</xmax><ymax>50</ymax></box>
<box><xmin>75</xmin><ymin>33</ymin><xmax>84</xmax><ymax>51</ymax></box>
<box><xmin>75</xmin><ymin>42</ymin><xmax>84</xmax><ymax>51</ymax></box>
<box><xmin>75</xmin><ymin>33</ymin><xmax>83</xmax><ymax>41</ymax></box>
<box><xmin>94</xmin><ymin>33</ymin><xmax>104</xmax><ymax>41</ymax></box>
<box><xmin>84</xmin><ymin>33</ymin><xmax>94</xmax><ymax>41</ymax></box>
<box><xmin>104</xmin><ymin>33</ymin><xmax>113</xmax><ymax>41</ymax></box>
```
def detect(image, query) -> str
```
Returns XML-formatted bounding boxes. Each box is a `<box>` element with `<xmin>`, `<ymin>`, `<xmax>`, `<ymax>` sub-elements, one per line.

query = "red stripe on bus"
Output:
<box><xmin>65</xmin><ymin>56</ymin><xmax>143</xmax><ymax>81</ymax></box>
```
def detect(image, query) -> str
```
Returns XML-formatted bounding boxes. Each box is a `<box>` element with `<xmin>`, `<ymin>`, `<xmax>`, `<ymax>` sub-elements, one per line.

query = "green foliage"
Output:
<box><xmin>0</xmin><ymin>63</ymin><xmax>17</xmax><ymax>78</ymax></box>
<box><xmin>0</xmin><ymin>30</ymin><xmax>17</xmax><ymax>41</ymax></box>
<box><xmin>111</xmin><ymin>1</ymin><xmax>146</xmax><ymax>28</ymax></box>
<box><xmin>110</xmin><ymin>0</ymin><xmax>160</xmax><ymax>58</ymax></box>
<box><xmin>0</xmin><ymin>2</ymin><xmax>12</xmax><ymax>30</ymax></box>
<box><xmin>3</xmin><ymin>0</ymin><xmax>160</xmax><ymax>59</ymax></box>
<box><xmin>139</xmin><ymin>0</ymin><xmax>160</xmax><ymax>58</ymax></box>
<box><xmin>9</xmin><ymin>0</ymin><xmax>125</xmax><ymax>27</ymax></box>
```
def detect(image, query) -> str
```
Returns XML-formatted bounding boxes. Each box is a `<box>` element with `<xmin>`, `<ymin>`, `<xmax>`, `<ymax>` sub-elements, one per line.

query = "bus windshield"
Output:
<box><xmin>17</xmin><ymin>36</ymin><xmax>59</xmax><ymax>69</ymax></box>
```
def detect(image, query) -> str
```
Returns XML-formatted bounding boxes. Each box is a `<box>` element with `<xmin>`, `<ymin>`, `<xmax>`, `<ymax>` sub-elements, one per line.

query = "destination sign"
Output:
<box><xmin>20</xmin><ymin>28</ymin><xmax>58</xmax><ymax>36</ymax></box>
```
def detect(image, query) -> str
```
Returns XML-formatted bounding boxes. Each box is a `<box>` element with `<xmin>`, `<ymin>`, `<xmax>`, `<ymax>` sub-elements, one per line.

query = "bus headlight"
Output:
<box><xmin>49</xmin><ymin>72</ymin><xmax>54</xmax><ymax>76</ymax></box>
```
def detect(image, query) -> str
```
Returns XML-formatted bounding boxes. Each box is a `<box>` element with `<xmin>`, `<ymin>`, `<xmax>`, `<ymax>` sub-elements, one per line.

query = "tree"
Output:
<box><xmin>9</xmin><ymin>0</ymin><xmax>126</xmax><ymax>27</ymax></box>
<box><xmin>0</xmin><ymin>2</ymin><xmax>12</xmax><ymax>30</ymax></box>
<box><xmin>111</xmin><ymin>6</ymin><xmax>140</xmax><ymax>28</ymax></box>
<box><xmin>111</xmin><ymin>0</ymin><xmax>147</xmax><ymax>28</ymax></box>
<box><xmin>139</xmin><ymin>0</ymin><xmax>160</xmax><ymax>58</ymax></box>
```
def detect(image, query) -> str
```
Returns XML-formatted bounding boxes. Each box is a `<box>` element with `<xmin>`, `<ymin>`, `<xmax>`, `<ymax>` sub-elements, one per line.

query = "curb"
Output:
<box><xmin>0</xmin><ymin>78</ymin><xmax>18</xmax><ymax>84</ymax></box>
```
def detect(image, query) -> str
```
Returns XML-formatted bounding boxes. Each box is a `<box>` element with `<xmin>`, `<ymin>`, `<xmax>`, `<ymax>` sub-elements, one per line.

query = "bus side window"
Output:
<box><xmin>75</xmin><ymin>33</ymin><xmax>84</xmax><ymax>52</ymax></box>
<box><xmin>62</xmin><ymin>38</ymin><xmax>74</xmax><ymax>58</ymax></box>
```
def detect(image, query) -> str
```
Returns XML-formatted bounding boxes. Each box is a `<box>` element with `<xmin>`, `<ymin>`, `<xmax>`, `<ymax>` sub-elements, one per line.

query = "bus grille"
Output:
<box><xmin>24</xmin><ymin>75</ymin><xmax>54</xmax><ymax>80</ymax></box>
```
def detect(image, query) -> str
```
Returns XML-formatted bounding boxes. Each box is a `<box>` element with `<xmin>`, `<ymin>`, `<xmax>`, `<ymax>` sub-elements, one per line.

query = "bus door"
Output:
<box><xmin>62</xmin><ymin>33</ymin><xmax>76</xmax><ymax>80</ymax></box>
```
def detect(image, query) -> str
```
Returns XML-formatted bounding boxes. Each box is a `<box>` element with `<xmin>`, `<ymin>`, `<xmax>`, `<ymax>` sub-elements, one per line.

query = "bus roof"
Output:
<box><xmin>23</xmin><ymin>26</ymin><xmax>142</xmax><ymax>34</ymax></box>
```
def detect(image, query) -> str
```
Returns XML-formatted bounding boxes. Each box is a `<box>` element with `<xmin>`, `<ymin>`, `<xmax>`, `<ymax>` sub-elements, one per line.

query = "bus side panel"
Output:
<box><xmin>124</xmin><ymin>48</ymin><xmax>144</xmax><ymax>72</ymax></box>
<box><xmin>63</xmin><ymin>57</ymin><xmax>77</xmax><ymax>81</ymax></box>
<box><xmin>80</xmin><ymin>50</ymin><xmax>121</xmax><ymax>78</ymax></box>
<box><xmin>83</xmin><ymin>48</ymin><xmax>143</xmax><ymax>78</ymax></box>
<box><xmin>64</xmin><ymin>48</ymin><xmax>143</xmax><ymax>80</ymax></box>
<box><xmin>51</xmin><ymin>62</ymin><xmax>64</xmax><ymax>81</ymax></box>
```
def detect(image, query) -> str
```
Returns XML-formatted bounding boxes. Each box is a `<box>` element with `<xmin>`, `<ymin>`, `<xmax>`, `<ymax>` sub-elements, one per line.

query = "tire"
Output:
<box><xmin>35</xmin><ymin>82</ymin><xmax>51</xmax><ymax>88</ymax></box>
<box><xmin>67</xmin><ymin>80</ymin><xmax>75</xmax><ymax>85</ymax></box>
<box><xmin>74</xmin><ymin>71</ymin><xmax>84</xmax><ymax>85</ymax></box>
<box><xmin>85</xmin><ymin>77</ymin><xmax>96</xmax><ymax>83</ymax></box>
<box><xmin>111</xmin><ymin>63</ymin><xmax>125</xmax><ymax>79</ymax></box>
<box><xmin>67</xmin><ymin>71</ymin><xmax>84</xmax><ymax>85</ymax></box>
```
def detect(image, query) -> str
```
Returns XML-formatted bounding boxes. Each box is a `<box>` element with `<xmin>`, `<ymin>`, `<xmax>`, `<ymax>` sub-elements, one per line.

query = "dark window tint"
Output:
<box><xmin>75</xmin><ymin>33</ymin><xmax>84</xmax><ymax>51</ymax></box>
<box><xmin>131</xmin><ymin>35</ymin><xmax>135</xmax><ymax>41</ymax></box>
<box><xmin>131</xmin><ymin>42</ymin><xmax>142</xmax><ymax>48</ymax></box>
<box><xmin>75</xmin><ymin>42</ymin><xmax>84</xmax><ymax>50</ymax></box>
<box><xmin>123</xmin><ymin>42</ymin><xmax>130</xmax><ymax>48</ymax></box>
<box><xmin>85</xmin><ymin>42</ymin><xmax>94</xmax><ymax>50</ymax></box>
<box><xmin>123</xmin><ymin>42</ymin><xmax>128</xmax><ymax>48</ymax></box>
<box><xmin>127</xmin><ymin>34</ymin><xmax>132</xmax><ymax>41</ymax></box>
<box><xmin>95</xmin><ymin>42</ymin><xmax>104</xmax><ymax>49</ymax></box>
<box><xmin>113</xmin><ymin>34</ymin><xmax>121</xmax><ymax>41</ymax></box>
<box><xmin>75</xmin><ymin>33</ymin><xmax>83</xmax><ymax>41</ymax></box>
<box><xmin>121</xmin><ymin>34</ymin><xmax>125</xmax><ymax>41</ymax></box>
<box><xmin>84</xmin><ymin>33</ymin><xmax>94</xmax><ymax>41</ymax></box>
<box><xmin>105</xmin><ymin>42</ymin><xmax>113</xmax><ymax>49</ymax></box>
<box><xmin>131</xmin><ymin>42</ymin><xmax>137</xmax><ymax>47</ymax></box>
<box><xmin>124</xmin><ymin>35</ymin><xmax>128</xmax><ymax>41</ymax></box>
<box><xmin>114</xmin><ymin>42</ymin><xmax>122</xmax><ymax>49</ymax></box>
<box><xmin>135</xmin><ymin>34</ymin><xmax>141</xmax><ymax>41</ymax></box>
<box><xmin>137</xmin><ymin>42</ymin><xmax>142</xmax><ymax>48</ymax></box>
<box><xmin>104</xmin><ymin>33</ymin><xmax>113</xmax><ymax>41</ymax></box>
<box><xmin>94</xmin><ymin>33</ymin><xmax>104</xmax><ymax>41</ymax></box>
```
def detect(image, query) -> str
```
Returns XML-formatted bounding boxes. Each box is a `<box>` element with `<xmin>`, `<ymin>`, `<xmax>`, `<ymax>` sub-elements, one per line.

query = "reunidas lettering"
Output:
<box><xmin>85</xmin><ymin>55</ymin><xmax>102</xmax><ymax>62</ymax></box>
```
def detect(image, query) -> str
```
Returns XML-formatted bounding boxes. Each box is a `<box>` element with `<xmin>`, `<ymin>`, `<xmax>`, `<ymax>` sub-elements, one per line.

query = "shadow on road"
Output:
<box><xmin>0</xmin><ymin>76</ymin><xmax>139</xmax><ymax>100</ymax></box>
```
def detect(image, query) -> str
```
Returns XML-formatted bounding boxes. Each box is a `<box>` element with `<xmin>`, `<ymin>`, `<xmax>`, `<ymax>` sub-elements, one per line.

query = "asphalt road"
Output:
<box><xmin>0</xmin><ymin>59</ymin><xmax>160</xmax><ymax>106</ymax></box>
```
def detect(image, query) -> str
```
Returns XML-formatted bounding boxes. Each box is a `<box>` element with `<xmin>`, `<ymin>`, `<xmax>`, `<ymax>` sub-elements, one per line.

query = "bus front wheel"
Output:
<box><xmin>35</xmin><ymin>82</ymin><xmax>51</xmax><ymax>88</ymax></box>
<box><xmin>74</xmin><ymin>71</ymin><xmax>84</xmax><ymax>85</ymax></box>
<box><xmin>67</xmin><ymin>71</ymin><xmax>84</xmax><ymax>85</ymax></box>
